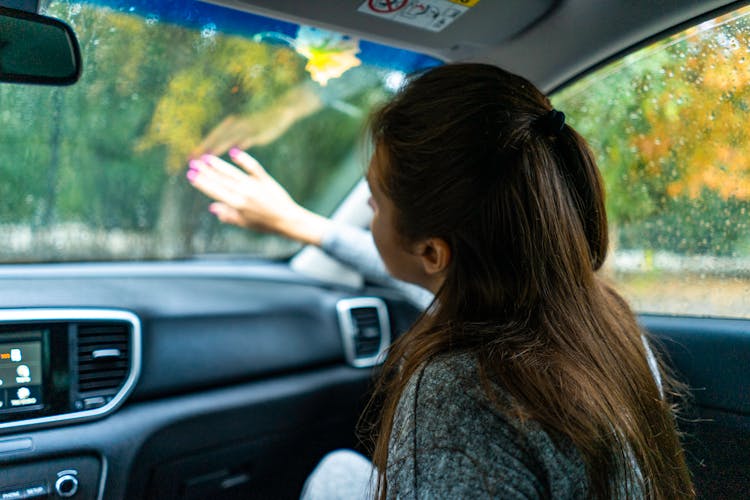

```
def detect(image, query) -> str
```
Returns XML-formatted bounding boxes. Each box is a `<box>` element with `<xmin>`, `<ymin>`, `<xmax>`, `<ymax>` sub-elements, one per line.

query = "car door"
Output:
<box><xmin>552</xmin><ymin>6</ymin><xmax>750</xmax><ymax>497</ymax></box>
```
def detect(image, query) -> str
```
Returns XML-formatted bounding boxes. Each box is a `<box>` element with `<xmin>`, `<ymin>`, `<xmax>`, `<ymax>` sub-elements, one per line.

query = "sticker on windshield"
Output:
<box><xmin>358</xmin><ymin>0</ymin><xmax>479</xmax><ymax>32</ymax></box>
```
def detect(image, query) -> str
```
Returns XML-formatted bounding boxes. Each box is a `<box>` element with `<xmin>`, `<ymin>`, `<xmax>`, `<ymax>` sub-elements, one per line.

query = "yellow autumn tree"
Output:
<box><xmin>137</xmin><ymin>33</ymin><xmax>305</xmax><ymax>172</ymax></box>
<box><xmin>556</xmin><ymin>8</ymin><xmax>750</xmax><ymax>255</ymax></box>
<box><xmin>635</xmin><ymin>20</ymin><xmax>750</xmax><ymax>200</ymax></box>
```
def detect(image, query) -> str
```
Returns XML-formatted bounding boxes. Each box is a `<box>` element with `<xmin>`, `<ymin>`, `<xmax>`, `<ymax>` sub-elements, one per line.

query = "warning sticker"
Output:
<box><xmin>358</xmin><ymin>0</ymin><xmax>479</xmax><ymax>33</ymax></box>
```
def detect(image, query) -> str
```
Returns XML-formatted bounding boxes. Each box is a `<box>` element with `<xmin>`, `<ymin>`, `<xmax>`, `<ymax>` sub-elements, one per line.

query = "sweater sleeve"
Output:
<box><xmin>320</xmin><ymin>223</ymin><xmax>434</xmax><ymax>308</ymax></box>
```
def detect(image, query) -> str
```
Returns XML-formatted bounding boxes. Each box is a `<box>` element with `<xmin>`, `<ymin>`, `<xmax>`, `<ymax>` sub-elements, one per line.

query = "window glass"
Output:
<box><xmin>554</xmin><ymin>6</ymin><xmax>750</xmax><ymax>318</ymax></box>
<box><xmin>0</xmin><ymin>0</ymin><xmax>439</xmax><ymax>262</ymax></box>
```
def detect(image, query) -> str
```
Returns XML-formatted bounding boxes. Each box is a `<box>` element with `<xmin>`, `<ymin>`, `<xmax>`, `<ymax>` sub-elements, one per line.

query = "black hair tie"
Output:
<box><xmin>536</xmin><ymin>109</ymin><xmax>566</xmax><ymax>135</ymax></box>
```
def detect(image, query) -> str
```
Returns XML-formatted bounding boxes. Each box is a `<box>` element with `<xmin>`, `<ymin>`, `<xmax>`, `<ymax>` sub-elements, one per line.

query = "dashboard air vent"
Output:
<box><xmin>77</xmin><ymin>322</ymin><xmax>131</xmax><ymax>396</ymax></box>
<box><xmin>351</xmin><ymin>307</ymin><xmax>382</xmax><ymax>357</ymax></box>
<box><xmin>336</xmin><ymin>298</ymin><xmax>391</xmax><ymax>368</ymax></box>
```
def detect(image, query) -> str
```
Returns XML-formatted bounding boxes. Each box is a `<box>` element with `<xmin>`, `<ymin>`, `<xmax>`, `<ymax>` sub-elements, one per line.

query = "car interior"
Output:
<box><xmin>0</xmin><ymin>0</ymin><xmax>748</xmax><ymax>499</ymax></box>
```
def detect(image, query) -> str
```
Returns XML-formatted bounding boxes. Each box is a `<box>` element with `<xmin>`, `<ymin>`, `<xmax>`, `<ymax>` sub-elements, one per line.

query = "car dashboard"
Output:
<box><xmin>0</xmin><ymin>262</ymin><xmax>419</xmax><ymax>499</ymax></box>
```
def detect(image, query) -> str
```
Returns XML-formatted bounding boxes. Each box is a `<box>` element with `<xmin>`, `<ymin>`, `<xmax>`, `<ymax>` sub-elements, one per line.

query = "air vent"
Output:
<box><xmin>77</xmin><ymin>322</ymin><xmax>131</xmax><ymax>396</ymax></box>
<box><xmin>351</xmin><ymin>307</ymin><xmax>382</xmax><ymax>357</ymax></box>
<box><xmin>336</xmin><ymin>298</ymin><xmax>391</xmax><ymax>368</ymax></box>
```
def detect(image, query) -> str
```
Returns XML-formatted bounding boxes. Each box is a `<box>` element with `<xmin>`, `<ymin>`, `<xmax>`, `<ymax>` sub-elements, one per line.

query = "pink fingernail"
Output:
<box><xmin>201</xmin><ymin>154</ymin><xmax>213</xmax><ymax>163</ymax></box>
<box><xmin>208</xmin><ymin>205</ymin><xmax>219</xmax><ymax>214</ymax></box>
<box><xmin>189</xmin><ymin>159</ymin><xmax>201</xmax><ymax>170</ymax></box>
<box><xmin>229</xmin><ymin>147</ymin><xmax>242</xmax><ymax>157</ymax></box>
<box><xmin>186</xmin><ymin>170</ymin><xmax>198</xmax><ymax>182</ymax></box>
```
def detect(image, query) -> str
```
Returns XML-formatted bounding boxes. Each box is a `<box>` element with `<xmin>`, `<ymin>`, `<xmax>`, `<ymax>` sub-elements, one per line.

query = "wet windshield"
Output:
<box><xmin>0</xmin><ymin>0</ymin><xmax>439</xmax><ymax>262</ymax></box>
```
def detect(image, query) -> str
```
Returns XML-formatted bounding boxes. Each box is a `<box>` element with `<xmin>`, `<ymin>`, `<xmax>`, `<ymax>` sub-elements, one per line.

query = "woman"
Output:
<box><xmin>188</xmin><ymin>63</ymin><xmax>693</xmax><ymax>499</ymax></box>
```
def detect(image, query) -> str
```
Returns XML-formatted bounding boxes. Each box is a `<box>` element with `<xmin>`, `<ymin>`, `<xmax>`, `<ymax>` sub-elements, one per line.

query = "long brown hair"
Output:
<box><xmin>366</xmin><ymin>63</ymin><xmax>693</xmax><ymax>499</ymax></box>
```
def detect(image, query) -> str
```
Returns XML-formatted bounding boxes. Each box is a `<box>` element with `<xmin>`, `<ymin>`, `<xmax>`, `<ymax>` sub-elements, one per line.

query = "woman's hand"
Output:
<box><xmin>187</xmin><ymin>148</ymin><xmax>331</xmax><ymax>246</ymax></box>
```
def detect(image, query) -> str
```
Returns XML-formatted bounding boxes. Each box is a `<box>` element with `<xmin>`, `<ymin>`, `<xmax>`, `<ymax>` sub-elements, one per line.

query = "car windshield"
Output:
<box><xmin>0</xmin><ymin>0</ymin><xmax>439</xmax><ymax>263</ymax></box>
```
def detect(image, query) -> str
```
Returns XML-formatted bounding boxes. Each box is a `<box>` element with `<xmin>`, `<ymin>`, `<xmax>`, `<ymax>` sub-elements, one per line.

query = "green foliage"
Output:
<box><xmin>250</xmin><ymin>88</ymin><xmax>371</xmax><ymax>213</ymax></box>
<box><xmin>616</xmin><ymin>192</ymin><xmax>749</xmax><ymax>256</ymax></box>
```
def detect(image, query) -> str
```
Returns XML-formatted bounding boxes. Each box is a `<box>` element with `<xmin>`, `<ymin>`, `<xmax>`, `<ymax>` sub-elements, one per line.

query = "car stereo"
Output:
<box><xmin>0</xmin><ymin>309</ymin><xmax>141</xmax><ymax>433</ymax></box>
<box><xmin>0</xmin><ymin>334</ymin><xmax>45</xmax><ymax>413</ymax></box>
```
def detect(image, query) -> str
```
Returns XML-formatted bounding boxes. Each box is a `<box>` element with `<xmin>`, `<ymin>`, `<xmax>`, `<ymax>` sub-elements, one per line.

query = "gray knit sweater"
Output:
<box><xmin>386</xmin><ymin>352</ymin><xmax>589</xmax><ymax>499</ymax></box>
<box><xmin>320</xmin><ymin>224</ymin><xmax>651</xmax><ymax>499</ymax></box>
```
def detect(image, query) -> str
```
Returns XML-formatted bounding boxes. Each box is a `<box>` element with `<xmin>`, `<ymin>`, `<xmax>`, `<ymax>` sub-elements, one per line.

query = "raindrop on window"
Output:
<box><xmin>201</xmin><ymin>23</ymin><xmax>217</xmax><ymax>39</ymax></box>
<box><xmin>384</xmin><ymin>71</ymin><xmax>406</xmax><ymax>92</ymax></box>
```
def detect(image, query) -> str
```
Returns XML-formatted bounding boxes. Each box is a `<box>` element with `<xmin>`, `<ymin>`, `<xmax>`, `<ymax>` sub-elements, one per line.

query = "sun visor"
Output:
<box><xmin>202</xmin><ymin>0</ymin><xmax>557</xmax><ymax>60</ymax></box>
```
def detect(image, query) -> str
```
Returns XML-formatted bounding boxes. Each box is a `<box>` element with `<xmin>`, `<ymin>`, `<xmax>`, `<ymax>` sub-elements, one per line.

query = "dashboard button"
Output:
<box><xmin>55</xmin><ymin>475</ymin><xmax>78</xmax><ymax>498</ymax></box>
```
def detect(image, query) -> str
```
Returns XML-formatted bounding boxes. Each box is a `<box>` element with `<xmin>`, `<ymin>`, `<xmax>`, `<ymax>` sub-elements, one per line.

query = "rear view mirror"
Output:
<box><xmin>0</xmin><ymin>6</ymin><xmax>81</xmax><ymax>85</ymax></box>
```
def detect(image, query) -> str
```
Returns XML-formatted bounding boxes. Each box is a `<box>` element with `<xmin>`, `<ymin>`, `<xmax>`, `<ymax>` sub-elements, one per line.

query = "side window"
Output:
<box><xmin>553</xmin><ymin>6</ymin><xmax>750</xmax><ymax>318</ymax></box>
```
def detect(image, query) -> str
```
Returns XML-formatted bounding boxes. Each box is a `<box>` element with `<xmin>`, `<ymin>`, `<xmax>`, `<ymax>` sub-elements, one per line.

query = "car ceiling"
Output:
<box><xmin>205</xmin><ymin>0</ymin><xmax>740</xmax><ymax>91</ymax></box>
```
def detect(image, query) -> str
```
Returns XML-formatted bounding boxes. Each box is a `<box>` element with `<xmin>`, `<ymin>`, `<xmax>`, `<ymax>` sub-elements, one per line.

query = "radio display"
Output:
<box><xmin>0</xmin><ymin>335</ymin><xmax>44</xmax><ymax>412</ymax></box>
